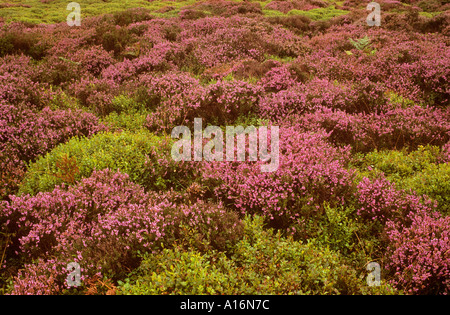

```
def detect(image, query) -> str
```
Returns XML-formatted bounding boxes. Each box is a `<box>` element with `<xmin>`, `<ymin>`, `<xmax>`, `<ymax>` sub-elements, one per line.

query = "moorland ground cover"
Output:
<box><xmin>0</xmin><ymin>0</ymin><xmax>449</xmax><ymax>295</ymax></box>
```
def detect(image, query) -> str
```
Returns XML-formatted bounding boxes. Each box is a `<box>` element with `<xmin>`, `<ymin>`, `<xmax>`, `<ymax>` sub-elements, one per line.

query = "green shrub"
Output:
<box><xmin>302</xmin><ymin>202</ymin><xmax>390</xmax><ymax>270</ymax></box>
<box><xmin>352</xmin><ymin>146</ymin><xmax>442</xmax><ymax>181</ymax></box>
<box><xmin>19</xmin><ymin>130</ymin><xmax>198</xmax><ymax>195</ymax></box>
<box><xmin>304</xmin><ymin>204</ymin><xmax>360</xmax><ymax>254</ymax></box>
<box><xmin>95</xmin><ymin>20</ymin><xmax>134</xmax><ymax>57</ymax></box>
<box><xmin>110</xmin><ymin>94</ymin><xmax>145</xmax><ymax>114</ymax></box>
<box><xmin>288</xmin><ymin>6</ymin><xmax>349</xmax><ymax>21</ymax></box>
<box><xmin>118</xmin><ymin>215</ymin><xmax>397</xmax><ymax>295</ymax></box>
<box><xmin>0</xmin><ymin>33</ymin><xmax>14</xmax><ymax>57</ymax></box>
<box><xmin>0</xmin><ymin>28</ymin><xmax>48</xmax><ymax>59</ymax></box>
<box><xmin>179</xmin><ymin>9</ymin><xmax>208</xmax><ymax>20</ymax></box>
<box><xmin>417</xmin><ymin>0</ymin><xmax>443</xmax><ymax>12</ymax></box>
<box><xmin>401</xmin><ymin>163</ymin><xmax>450</xmax><ymax>215</ymax></box>
<box><xmin>101</xmin><ymin>110</ymin><xmax>149</xmax><ymax>132</ymax></box>
<box><xmin>118</xmin><ymin>246</ymin><xmax>241</xmax><ymax>295</ymax></box>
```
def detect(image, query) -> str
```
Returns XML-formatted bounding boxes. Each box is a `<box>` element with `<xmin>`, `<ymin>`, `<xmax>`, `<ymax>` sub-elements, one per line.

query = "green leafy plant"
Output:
<box><xmin>287</xmin><ymin>6</ymin><xmax>349</xmax><ymax>21</ymax></box>
<box><xmin>19</xmin><ymin>130</ymin><xmax>197</xmax><ymax>195</ymax></box>
<box><xmin>118</xmin><ymin>215</ymin><xmax>397</xmax><ymax>295</ymax></box>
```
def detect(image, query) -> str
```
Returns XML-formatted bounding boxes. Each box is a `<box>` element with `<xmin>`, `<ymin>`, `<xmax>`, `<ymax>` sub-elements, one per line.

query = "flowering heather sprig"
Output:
<box><xmin>295</xmin><ymin>105</ymin><xmax>450</xmax><ymax>152</ymax></box>
<box><xmin>72</xmin><ymin>45</ymin><xmax>115</xmax><ymax>77</ymax></box>
<box><xmin>144</xmin><ymin>74</ymin><xmax>263</xmax><ymax>131</ymax></box>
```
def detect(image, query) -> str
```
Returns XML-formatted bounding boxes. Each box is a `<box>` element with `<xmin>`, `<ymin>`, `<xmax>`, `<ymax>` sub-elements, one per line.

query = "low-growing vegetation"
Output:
<box><xmin>0</xmin><ymin>0</ymin><xmax>448</xmax><ymax>295</ymax></box>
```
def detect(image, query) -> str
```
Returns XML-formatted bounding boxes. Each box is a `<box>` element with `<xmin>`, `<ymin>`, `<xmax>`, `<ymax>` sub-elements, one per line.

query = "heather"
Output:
<box><xmin>0</xmin><ymin>0</ymin><xmax>449</xmax><ymax>295</ymax></box>
<box><xmin>201</xmin><ymin>127</ymin><xmax>355</xmax><ymax>236</ymax></box>
<box><xmin>119</xmin><ymin>215</ymin><xmax>395</xmax><ymax>295</ymax></box>
<box><xmin>0</xmin><ymin>99</ymin><xmax>104</xmax><ymax>199</ymax></box>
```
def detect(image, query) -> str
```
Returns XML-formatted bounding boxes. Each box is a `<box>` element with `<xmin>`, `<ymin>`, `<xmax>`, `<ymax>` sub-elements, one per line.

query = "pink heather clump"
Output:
<box><xmin>2</xmin><ymin>169</ymin><xmax>241</xmax><ymax>294</ymax></box>
<box><xmin>264</xmin><ymin>1</ymin><xmax>296</xmax><ymax>14</ymax></box>
<box><xmin>191</xmin><ymin>26</ymin><xmax>266</xmax><ymax>67</ymax></box>
<box><xmin>385</xmin><ymin>212</ymin><xmax>450</xmax><ymax>295</ymax></box>
<box><xmin>356</xmin><ymin>176</ymin><xmax>436</xmax><ymax>225</ymax></box>
<box><xmin>0</xmin><ymin>54</ymin><xmax>39</xmax><ymax>80</ymax></box>
<box><xmin>70</xmin><ymin>76</ymin><xmax>119</xmax><ymax>115</ymax></box>
<box><xmin>1</xmin><ymin>169</ymin><xmax>165</xmax><ymax>294</ymax></box>
<box><xmin>144</xmin><ymin>74</ymin><xmax>263</xmax><ymax>131</ymax></box>
<box><xmin>0</xmin><ymin>71</ymin><xmax>42</xmax><ymax>107</ymax></box>
<box><xmin>101</xmin><ymin>43</ymin><xmax>175</xmax><ymax>83</ymax></box>
<box><xmin>439</xmin><ymin>142</ymin><xmax>450</xmax><ymax>163</ymax></box>
<box><xmin>259</xmin><ymin>85</ymin><xmax>310</xmax><ymax>121</ymax></box>
<box><xmin>356</xmin><ymin>175</ymin><xmax>449</xmax><ymax>294</ymax></box>
<box><xmin>364</xmin><ymin>105</ymin><xmax>450</xmax><ymax>151</ymax></box>
<box><xmin>0</xmin><ymin>100</ymin><xmax>104</xmax><ymax>198</ymax></box>
<box><xmin>10</xmin><ymin>259</ymin><xmax>71</xmax><ymax>295</ymax></box>
<box><xmin>199</xmin><ymin>79</ymin><xmax>264</xmax><ymax>124</ymax></box>
<box><xmin>138</xmin><ymin>71</ymin><xmax>202</xmax><ymax>102</ymax></box>
<box><xmin>140</xmin><ymin>71</ymin><xmax>205</xmax><ymax>132</ymax></box>
<box><xmin>0</xmin><ymin>103</ymin><xmax>103</xmax><ymax>162</ymax></box>
<box><xmin>258</xmin><ymin>78</ymin><xmax>353</xmax><ymax>122</ymax></box>
<box><xmin>259</xmin><ymin>77</ymin><xmax>390</xmax><ymax>123</ymax></box>
<box><xmin>202</xmin><ymin>127</ymin><xmax>354</xmax><ymax>233</ymax></box>
<box><xmin>295</xmin><ymin>105</ymin><xmax>450</xmax><ymax>152</ymax></box>
<box><xmin>175</xmin><ymin>16</ymin><xmax>304</xmax><ymax>68</ymax></box>
<box><xmin>265</xmin><ymin>0</ymin><xmax>327</xmax><ymax>13</ymax></box>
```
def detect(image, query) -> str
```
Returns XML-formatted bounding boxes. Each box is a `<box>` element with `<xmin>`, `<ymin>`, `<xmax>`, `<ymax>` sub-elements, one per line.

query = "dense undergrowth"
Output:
<box><xmin>0</xmin><ymin>0</ymin><xmax>449</xmax><ymax>295</ymax></box>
